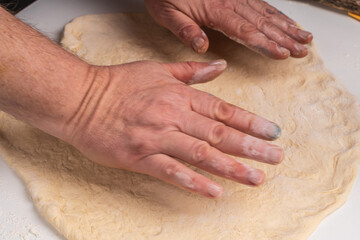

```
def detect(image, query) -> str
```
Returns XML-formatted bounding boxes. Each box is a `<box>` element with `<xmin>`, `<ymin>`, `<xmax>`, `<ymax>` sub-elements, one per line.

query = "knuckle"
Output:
<box><xmin>162</xmin><ymin>163</ymin><xmax>196</xmax><ymax>190</ymax></box>
<box><xmin>263</xmin><ymin>21</ymin><xmax>275</xmax><ymax>31</ymax></box>
<box><xmin>209</xmin><ymin>124</ymin><xmax>228</xmax><ymax>146</ymax></box>
<box><xmin>178</xmin><ymin>24</ymin><xmax>198</xmax><ymax>41</ymax></box>
<box><xmin>277</xmin><ymin>20</ymin><xmax>291</xmax><ymax>31</ymax></box>
<box><xmin>206</xmin><ymin>13</ymin><xmax>220</xmax><ymax>28</ymax></box>
<box><xmin>191</xmin><ymin>141</ymin><xmax>212</xmax><ymax>165</ymax></box>
<box><xmin>255</xmin><ymin>16</ymin><xmax>267</xmax><ymax>29</ymax></box>
<box><xmin>239</xmin><ymin>22</ymin><xmax>257</xmax><ymax>34</ymax></box>
<box><xmin>215</xmin><ymin>101</ymin><xmax>236</xmax><ymax>122</ymax></box>
<box><xmin>128</xmin><ymin>130</ymin><xmax>157</xmax><ymax>155</ymax></box>
<box><xmin>163</xmin><ymin>162</ymin><xmax>181</xmax><ymax>177</ymax></box>
<box><xmin>183</xmin><ymin>61</ymin><xmax>197</xmax><ymax>73</ymax></box>
<box><xmin>153</xmin><ymin>88</ymin><xmax>187</xmax><ymax>107</ymax></box>
<box><xmin>207</xmin><ymin>8</ymin><xmax>233</xmax><ymax>28</ymax></box>
<box><xmin>246</xmin><ymin>112</ymin><xmax>258</xmax><ymax>131</ymax></box>
<box><xmin>263</xmin><ymin>7</ymin><xmax>276</xmax><ymax>17</ymax></box>
<box><xmin>236</xmin><ymin>108</ymin><xmax>257</xmax><ymax>130</ymax></box>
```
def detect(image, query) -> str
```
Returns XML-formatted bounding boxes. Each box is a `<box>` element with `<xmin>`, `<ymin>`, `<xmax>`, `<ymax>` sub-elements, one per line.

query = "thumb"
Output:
<box><xmin>157</xmin><ymin>9</ymin><xmax>209</xmax><ymax>54</ymax></box>
<box><xmin>162</xmin><ymin>59</ymin><xmax>227</xmax><ymax>85</ymax></box>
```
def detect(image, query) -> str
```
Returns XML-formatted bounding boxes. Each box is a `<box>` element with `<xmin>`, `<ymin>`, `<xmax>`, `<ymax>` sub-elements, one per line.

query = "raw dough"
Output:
<box><xmin>1</xmin><ymin>13</ymin><xmax>360</xmax><ymax>240</ymax></box>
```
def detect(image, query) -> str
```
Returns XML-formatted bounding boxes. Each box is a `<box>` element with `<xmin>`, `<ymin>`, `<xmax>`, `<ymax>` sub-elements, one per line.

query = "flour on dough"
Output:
<box><xmin>0</xmin><ymin>13</ymin><xmax>360</xmax><ymax>240</ymax></box>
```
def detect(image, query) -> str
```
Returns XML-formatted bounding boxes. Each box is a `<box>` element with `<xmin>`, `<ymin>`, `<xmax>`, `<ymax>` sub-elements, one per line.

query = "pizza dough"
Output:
<box><xmin>1</xmin><ymin>13</ymin><xmax>360</xmax><ymax>240</ymax></box>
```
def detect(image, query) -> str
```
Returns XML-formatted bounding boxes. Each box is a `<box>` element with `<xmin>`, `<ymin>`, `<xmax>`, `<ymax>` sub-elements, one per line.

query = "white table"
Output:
<box><xmin>0</xmin><ymin>0</ymin><xmax>359</xmax><ymax>239</ymax></box>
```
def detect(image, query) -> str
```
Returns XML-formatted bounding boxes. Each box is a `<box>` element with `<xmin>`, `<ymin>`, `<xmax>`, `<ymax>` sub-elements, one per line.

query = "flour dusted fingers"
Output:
<box><xmin>234</xmin><ymin>4</ymin><xmax>308</xmax><ymax>57</ymax></box>
<box><xmin>160</xmin><ymin>131</ymin><xmax>265</xmax><ymax>186</ymax></box>
<box><xmin>245</xmin><ymin>0</ymin><xmax>312</xmax><ymax>44</ymax></box>
<box><xmin>176</xmin><ymin>111</ymin><xmax>283</xmax><ymax>164</ymax></box>
<box><xmin>190</xmin><ymin>89</ymin><xmax>282</xmax><ymax>141</ymax></box>
<box><xmin>134</xmin><ymin>153</ymin><xmax>224</xmax><ymax>198</ymax></box>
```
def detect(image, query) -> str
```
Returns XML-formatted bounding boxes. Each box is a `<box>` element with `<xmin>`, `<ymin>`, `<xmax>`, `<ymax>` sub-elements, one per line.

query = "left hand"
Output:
<box><xmin>145</xmin><ymin>0</ymin><xmax>313</xmax><ymax>59</ymax></box>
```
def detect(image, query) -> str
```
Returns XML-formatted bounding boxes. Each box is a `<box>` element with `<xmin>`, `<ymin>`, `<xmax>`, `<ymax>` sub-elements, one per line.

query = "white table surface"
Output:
<box><xmin>1</xmin><ymin>0</ymin><xmax>360</xmax><ymax>239</ymax></box>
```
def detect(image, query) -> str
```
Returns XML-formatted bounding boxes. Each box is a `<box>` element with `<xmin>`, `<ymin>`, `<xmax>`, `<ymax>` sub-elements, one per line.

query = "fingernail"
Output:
<box><xmin>191</xmin><ymin>59</ymin><xmax>227</xmax><ymax>84</ymax></box>
<box><xmin>192</xmin><ymin>37</ymin><xmax>205</xmax><ymax>52</ymax></box>
<box><xmin>209</xmin><ymin>59</ymin><xmax>227</xmax><ymax>71</ymax></box>
<box><xmin>249</xmin><ymin>117</ymin><xmax>281</xmax><ymax>140</ymax></box>
<box><xmin>191</xmin><ymin>65</ymin><xmax>216</xmax><ymax>83</ymax></box>
<box><xmin>247</xmin><ymin>168</ymin><xmax>264</xmax><ymax>185</ymax></box>
<box><xmin>294</xmin><ymin>43</ymin><xmax>307</xmax><ymax>55</ymax></box>
<box><xmin>266</xmin><ymin>123</ymin><xmax>281</xmax><ymax>140</ymax></box>
<box><xmin>267</xmin><ymin>146</ymin><xmax>284</xmax><ymax>164</ymax></box>
<box><xmin>207</xmin><ymin>183</ymin><xmax>223</xmax><ymax>198</ymax></box>
<box><xmin>276</xmin><ymin>45</ymin><xmax>290</xmax><ymax>57</ymax></box>
<box><xmin>299</xmin><ymin>30</ymin><xmax>313</xmax><ymax>41</ymax></box>
<box><xmin>201</xmin><ymin>30</ymin><xmax>207</xmax><ymax>38</ymax></box>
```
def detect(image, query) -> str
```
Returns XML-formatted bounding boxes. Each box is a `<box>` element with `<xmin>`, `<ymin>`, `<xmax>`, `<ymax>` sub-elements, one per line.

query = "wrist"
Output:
<box><xmin>0</xmin><ymin>7</ymin><xmax>96</xmax><ymax>143</ymax></box>
<box><xmin>60</xmin><ymin>64</ymin><xmax>112</xmax><ymax>147</ymax></box>
<box><xmin>4</xmin><ymin>56</ymin><xmax>94</xmax><ymax>142</ymax></box>
<box><xmin>39</xmin><ymin>59</ymin><xmax>94</xmax><ymax>141</ymax></box>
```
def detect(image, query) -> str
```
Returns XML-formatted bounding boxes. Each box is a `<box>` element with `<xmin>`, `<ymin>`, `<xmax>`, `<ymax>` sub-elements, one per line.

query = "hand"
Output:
<box><xmin>63</xmin><ymin>60</ymin><xmax>284</xmax><ymax>198</ymax></box>
<box><xmin>145</xmin><ymin>0</ymin><xmax>313</xmax><ymax>59</ymax></box>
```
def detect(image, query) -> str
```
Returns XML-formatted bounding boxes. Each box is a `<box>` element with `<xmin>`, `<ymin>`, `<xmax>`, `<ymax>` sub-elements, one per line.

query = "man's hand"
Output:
<box><xmin>145</xmin><ymin>0</ymin><xmax>313</xmax><ymax>59</ymax></box>
<box><xmin>0</xmin><ymin>6</ymin><xmax>283</xmax><ymax>198</ymax></box>
<box><xmin>63</xmin><ymin>60</ymin><xmax>284</xmax><ymax>198</ymax></box>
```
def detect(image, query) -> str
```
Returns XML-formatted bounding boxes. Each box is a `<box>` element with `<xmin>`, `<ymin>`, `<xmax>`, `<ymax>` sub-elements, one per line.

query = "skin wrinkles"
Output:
<box><xmin>0</xmin><ymin>7</ymin><xmax>92</xmax><ymax>138</ymax></box>
<box><xmin>65</xmin><ymin>66</ymin><xmax>97</xmax><ymax>127</ymax></box>
<box><xmin>65</xmin><ymin>67</ymin><xmax>112</xmax><ymax>145</ymax></box>
<box><xmin>145</xmin><ymin>0</ymin><xmax>312</xmax><ymax>58</ymax></box>
<box><xmin>0</xmin><ymin>3</ymin><xmax>292</xmax><ymax>198</ymax></box>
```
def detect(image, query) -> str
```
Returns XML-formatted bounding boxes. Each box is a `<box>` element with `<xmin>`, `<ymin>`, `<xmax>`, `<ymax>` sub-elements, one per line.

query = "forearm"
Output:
<box><xmin>0</xmin><ymin>7</ymin><xmax>91</xmax><ymax>138</ymax></box>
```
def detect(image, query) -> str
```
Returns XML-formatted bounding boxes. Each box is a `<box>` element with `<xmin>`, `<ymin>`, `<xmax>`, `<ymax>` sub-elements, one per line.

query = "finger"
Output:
<box><xmin>265</xmin><ymin>17</ymin><xmax>313</xmax><ymax>44</ymax></box>
<box><xmin>133</xmin><ymin>154</ymin><xmax>223</xmax><ymax>198</ymax></box>
<box><xmin>190</xmin><ymin>89</ymin><xmax>281</xmax><ymax>141</ymax></box>
<box><xmin>282</xmin><ymin>25</ymin><xmax>313</xmax><ymax>44</ymax></box>
<box><xmin>161</xmin><ymin>131</ymin><xmax>265</xmax><ymax>185</ymax></box>
<box><xmin>247</xmin><ymin>0</ymin><xmax>313</xmax><ymax>43</ymax></box>
<box><xmin>208</xmin><ymin>9</ymin><xmax>290</xmax><ymax>59</ymax></box>
<box><xmin>155</xmin><ymin>8</ymin><xmax>209</xmax><ymax>53</ymax></box>
<box><xmin>179</xmin><ymin>111</ymin><xmax>283</xmax><ymax>164</ymax></box>
<box><xmin>235</xmin><ymin>4</ymin><xmax>308</xmax><ymax>57</ymax></box>
<box><xmin>248</xmin><ymin>0</ymin><xmax>297</xmax><ymax>26</ymax></box>
<box><xmin>161</xmin><ymin>59</ymin><xmax>227</xmax><ymax>84</ymax></box>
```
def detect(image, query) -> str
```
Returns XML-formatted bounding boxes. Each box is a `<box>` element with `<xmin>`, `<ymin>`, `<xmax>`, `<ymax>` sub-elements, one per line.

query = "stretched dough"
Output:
<box><xmin>1</xmin><ymin>13</ymin><xmax>360</xmax><ymax>240</ymax></box>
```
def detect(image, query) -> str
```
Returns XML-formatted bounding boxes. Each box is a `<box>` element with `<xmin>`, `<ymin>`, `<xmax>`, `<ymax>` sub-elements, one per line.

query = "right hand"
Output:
<box><xmin>145</xmin><ymin>0</ymin><xmax>313</xmax><ymax>59</ymax></box>
<box><xmin>62</xmin><ymin>60</ymin><xmax>284</xmax><ymax>198</ymax></box>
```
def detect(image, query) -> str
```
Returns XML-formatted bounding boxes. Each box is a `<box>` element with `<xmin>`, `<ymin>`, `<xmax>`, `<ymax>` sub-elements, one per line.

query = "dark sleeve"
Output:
<box><xmin>0</xmin><ymin>0</ymin><xmax>36</xmax><ymax>14</ymax></box>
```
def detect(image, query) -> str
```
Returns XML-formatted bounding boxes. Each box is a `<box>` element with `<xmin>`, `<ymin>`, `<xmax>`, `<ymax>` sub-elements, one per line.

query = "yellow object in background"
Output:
<box><xmin>348</xmin><ymin>12</ymin><xmax>360</xmax><ymax>21</ymax></box>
